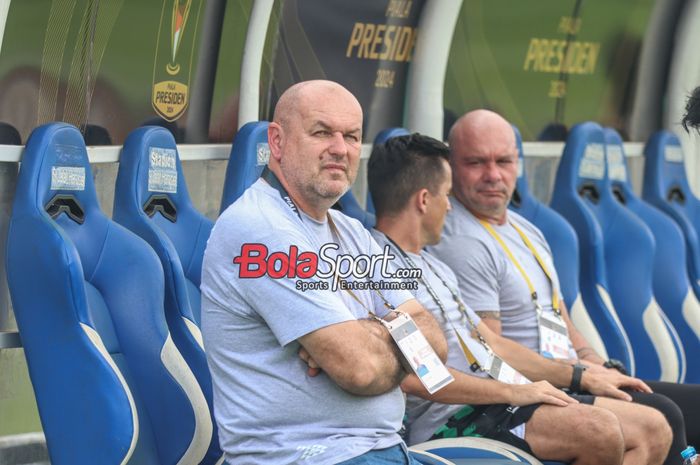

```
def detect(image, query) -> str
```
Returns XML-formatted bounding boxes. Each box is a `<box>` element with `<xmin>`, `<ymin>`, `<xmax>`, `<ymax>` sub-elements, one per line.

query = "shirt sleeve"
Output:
<box><xmin>431</xmin><ymin>232</ymin><xmax>503</xmax><ymax>316</ymax></box>
<box><xmin>230</xmin><ymin>226</ymin><xmax>357</xmax><ymax>347</ymax></box>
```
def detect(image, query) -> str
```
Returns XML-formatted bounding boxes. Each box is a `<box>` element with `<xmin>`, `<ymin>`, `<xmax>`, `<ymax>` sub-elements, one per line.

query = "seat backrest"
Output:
<box><xmin>0</xmin><ymin>121</ymin><xmax>21</xmax><ymax>144</ymax></box>
<box><xmin>113</xmin><ymin>126</ymin><xmax>221</xmax><ymax>462</ymax></box>
<box><xmin>220</xmin><ymin>121</ymin><xmax>269</xmax><ymax>213</ymax></box>
<box><xmin>642</xmin><ymin>130</ymin><xmax>700</xmax><ymax>301</ymax></box>
<box><xmin>82</xmin><ymin>124</ymin><xmax>113</xmax><ymax>145</ymax></box>
<box><xmin>509</xmin><ymin>125</ymin><xmax>608</xmax><ymax>360</ymax></box>
<box><xmin>6</xmin><ymin>123</ymin><xmax>208</xmax><ymax>464</ymax></box>
<box><xmin>550</xmin><ymin>123</ymin><xmax>635</xmax><ymax>373</ymax></box>
<box><xmin>605</xmin><ymin>128</ymin><xmax>692</xmax><ymax>382</ymax></box>
<box><xmin>337</xmin><ymin>190</ymin><xmax>376</xmax><ymax>228</ymax></box>
<box><xmin>552</xmin><ymin>122</ymin><xmax>679</xmax><ymax>381</ymax></box>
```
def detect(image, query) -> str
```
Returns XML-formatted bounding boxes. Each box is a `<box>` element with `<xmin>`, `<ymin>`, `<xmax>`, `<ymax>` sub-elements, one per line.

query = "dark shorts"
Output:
<box><xmin>429</xmin><ymin>394</ymin><xmax>595</xmax><ymax>455</ymax></box>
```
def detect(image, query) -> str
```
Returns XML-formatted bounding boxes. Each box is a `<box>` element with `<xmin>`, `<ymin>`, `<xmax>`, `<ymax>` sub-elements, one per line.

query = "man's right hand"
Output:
<box><xmin>507</xmin><ymin>381</ymin><xmax>578</xmax><ymax>407</ymax></box>
<box><xmin>298</xmin><ymin>346</ymin><xmax>322</xmax><ymax>377</ymax></box>
<box><xmin>580</xmin><ymin>369</ymin><xmax>652</xmax><ymax>401</ymax></box>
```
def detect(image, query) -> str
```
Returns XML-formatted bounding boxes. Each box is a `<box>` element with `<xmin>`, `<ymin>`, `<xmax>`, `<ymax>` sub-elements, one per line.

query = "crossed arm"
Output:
<box><xmin>298</xmin><ymin>298</ymin><xmax>447</xmax><ymax>396</ymax></box>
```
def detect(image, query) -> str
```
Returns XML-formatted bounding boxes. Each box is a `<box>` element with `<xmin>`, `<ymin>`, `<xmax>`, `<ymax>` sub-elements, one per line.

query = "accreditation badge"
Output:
<box><xmin>488</xmin><ymin>357</ymin><xmax>531</xmax><ymax>385</ymax></box>
<box><xmin>385</xmin><ymin>313</ymin><xmax>453</xmax><ymax>394</ymax></box>
<box><xmin>151</xmin><ymin>0</ymin><xmax>204</xmax><ymax>122</ymax></box>
<box><xmin>453</xmin><ymin>326</ymin><xmax>530</xmax><ymax>385</ymax></box>
<box><xmin>538</xmin><ymin>311</ymin><xmax>571</xmax><ymax>359</ymax></box>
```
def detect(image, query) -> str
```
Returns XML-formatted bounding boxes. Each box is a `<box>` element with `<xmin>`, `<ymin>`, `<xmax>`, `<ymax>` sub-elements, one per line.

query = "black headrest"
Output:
<box><xmin>82</xmin><ymin>124</ymin><xmax>113</xmax><ymax>146</ymax></box>
<box><xmin>0</xmin><ymin>122</ymin><xmax>21</xmax><ymax>145</ymax></box>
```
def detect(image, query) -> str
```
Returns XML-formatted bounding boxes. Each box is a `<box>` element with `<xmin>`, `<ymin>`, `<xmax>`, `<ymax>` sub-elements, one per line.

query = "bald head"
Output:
<box><xmin>448</xmin><ymin>109</ymin><xmax>516</xmax><ymax>160</ymax></box>
<box><xmin>273</xmin><ymin>80</ymin><xmax>363</xmax><ymax>130</ymax></box>
<box><xmin>448</xmin><ymin>109</ymin><xmax>518</xmax><ymax>224</ymax></box>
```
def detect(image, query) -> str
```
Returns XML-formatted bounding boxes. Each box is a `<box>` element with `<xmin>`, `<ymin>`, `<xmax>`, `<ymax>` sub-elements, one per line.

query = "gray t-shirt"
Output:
<box><xmin>428</xmin><ymin>200</ymin><xmax>571</xmax><ymax>355</ymax></box>
<box><xmin>201</xmin><ymin>179</ymin><xmax>413</xmax><ymax>465</ymax></box>
<box><xmin>372</xmin><ymin>230</ymin><xmax>486</xmax><ymax>445</ymax></box>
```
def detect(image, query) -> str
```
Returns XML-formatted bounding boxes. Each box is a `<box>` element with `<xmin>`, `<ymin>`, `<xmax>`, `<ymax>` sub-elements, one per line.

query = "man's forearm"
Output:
<box><xmin>401</xmin><ymin>368</ymin><xmax>512</xmax><ymax>404</ymax></box>
<box><xmin>490</xmin><ymin>334</ymin><xmax>573</xmax><ymax>388</ymax></box>
<box><xmin>568</xmin><ymin>325</ymin><xmax>605</xmax><ymax>364</ymax></box>
<box><xmin>576</xmin><ymin>346</ymin><xmax>605</xmax><ymax>364</ymax></box>
<box><xmin>354</xmin><ymin>318</ymin><xmax>407</xmax><ymax>394</ymax></box>
<box><xmin>561</xmin><ymin>302</ymin><xmax>605</xmax><ymax>365</ymax></box>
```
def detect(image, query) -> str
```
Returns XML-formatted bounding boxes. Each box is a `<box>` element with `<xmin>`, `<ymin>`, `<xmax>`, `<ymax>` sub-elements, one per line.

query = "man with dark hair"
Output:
<box><xmin>369</xmin><ymin>133</ymin><xmax>671</xmax><ymax>465</ymax></box>
<box><xmin>430</xmin><ymin>109</ymin><xmax>697</xmax><ymax>465</ymax></box>
<box><xmin>682</xmin><ymin>86</ymin><xmax>700</xmax><ymax>132</ymax></box>
<box><xmin>369</xmin><ymin>134</ymin><xmax>451</xmax><ymax>219</ymax></box>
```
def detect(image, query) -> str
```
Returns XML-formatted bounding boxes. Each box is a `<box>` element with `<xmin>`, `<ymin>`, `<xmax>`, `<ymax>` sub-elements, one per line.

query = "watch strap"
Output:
<box><xmin>570</xmin><ymin>364</ymin><xmax>586</xmax><ymax>393</ymax></box>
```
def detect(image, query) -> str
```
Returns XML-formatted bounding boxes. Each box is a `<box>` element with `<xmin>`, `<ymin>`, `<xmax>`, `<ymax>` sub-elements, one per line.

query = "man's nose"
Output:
<box><xmin>483</xmin><ymin>161</ymin><xmax>502</xmax><ymax>181</ymax></box>
<box><xmin>328</xmin><ymin>132</ymin><xmax>348</xmax><ymax>156</ymax></box>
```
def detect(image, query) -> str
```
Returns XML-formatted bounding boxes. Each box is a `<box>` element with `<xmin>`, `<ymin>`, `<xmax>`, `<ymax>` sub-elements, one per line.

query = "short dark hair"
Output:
<box><xmin>368</xmin><ymin>133</ymin><xmax>450</xmax><ymax>217</ymax></box>
<box><xmin>682</xmin><ymin>86</ymin><xmax>700</xmax><ymax>133</ymax></box>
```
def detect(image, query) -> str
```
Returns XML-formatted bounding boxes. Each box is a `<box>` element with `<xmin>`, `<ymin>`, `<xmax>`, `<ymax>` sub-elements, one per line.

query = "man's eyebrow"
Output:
<box><xmin>310</xmin><ymin>121</ymin><xmax>332</xmax><ymax>131</ymax></box>
<box><xmin>310</xmin><ymin>120</ymin><xmax>361</xmax><ymax>135</ymax></box>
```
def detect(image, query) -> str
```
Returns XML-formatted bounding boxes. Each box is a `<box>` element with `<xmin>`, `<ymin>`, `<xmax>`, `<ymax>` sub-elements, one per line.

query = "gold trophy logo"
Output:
<box><xmin>152</xmin><ymin>0</ymin><xmax>200</xmax><ymax>122</ymax></box>
<box><xmin>167</xmin><ymin>0</ymin><xmax>192</xmax><ymax>75</ymax></box>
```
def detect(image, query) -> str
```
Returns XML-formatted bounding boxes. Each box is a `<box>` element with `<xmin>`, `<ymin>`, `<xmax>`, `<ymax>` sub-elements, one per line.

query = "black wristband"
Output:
<box><xmin>570</xmin><ymin>364</ymin><xmax>586</xmax><ymax>393</ymax></box>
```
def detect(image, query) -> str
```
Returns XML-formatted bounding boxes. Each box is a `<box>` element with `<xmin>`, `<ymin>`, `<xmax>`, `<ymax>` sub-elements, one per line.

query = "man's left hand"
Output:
<box><xmin>581</xmin><ymin>367</ymin><xmax>652</xmax><ymax>401</ymax></box>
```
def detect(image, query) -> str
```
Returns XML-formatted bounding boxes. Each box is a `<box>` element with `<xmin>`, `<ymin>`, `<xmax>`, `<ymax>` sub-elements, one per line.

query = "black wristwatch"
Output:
<box><xmin>603</xmin><ymin>359</ymin><xmax>628</xmax><ymax>375</ymax></box>
<box><xmin>570</xmin><ymin>364</ymin><xmax>587</xmax><ymax>393</ymax></box>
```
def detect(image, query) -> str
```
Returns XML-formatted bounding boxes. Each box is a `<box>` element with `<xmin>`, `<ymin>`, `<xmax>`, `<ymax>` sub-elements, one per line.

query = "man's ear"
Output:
<box><xmin>268</xmin><ymin>122</ymin><xmax>284</xmax><ymax>162</ymax></box>
<box><xmin>415</xmin><ymin>188</ymin><xmax>430</xmax><ymax>214</ymax></box>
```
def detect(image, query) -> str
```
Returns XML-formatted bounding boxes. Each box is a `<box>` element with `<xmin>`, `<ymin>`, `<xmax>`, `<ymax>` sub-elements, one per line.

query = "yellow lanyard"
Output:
<box><xmin>479</xmin><ymin>219</ymin><xmax>561</xmax><ymax>316</ymax></box>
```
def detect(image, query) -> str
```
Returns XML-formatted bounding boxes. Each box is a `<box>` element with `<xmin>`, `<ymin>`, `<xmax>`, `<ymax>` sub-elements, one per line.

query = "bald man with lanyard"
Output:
<box><xmin>429</xmin><ymin>109</ymin><xmax>696</xmax><ymax>465</ymax></box>
<box><xmin>201</xmin><ymin>80</ymin><xmax>448</xmax><ymax>465</ymax></box>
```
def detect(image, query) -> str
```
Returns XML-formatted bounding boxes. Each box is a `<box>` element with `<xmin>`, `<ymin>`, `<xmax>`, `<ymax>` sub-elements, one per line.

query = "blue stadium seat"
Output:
<box><xmin>642</xmin><ymin>131</ymin><xmax>700</xmax><ymax>303</ymax></box>
<box><xmin>220</xmin><ymin>121</ymin><xmax>269</xmax><ymax>213</ymax></box>
<box><xmin>550</xmin><ymin>123</ymin><xmax>635</xmax><ymax>373</ymax></box>
<box><xmin>605</xmin><ymin>128</ymin><xmax>694</xmax><ymax>382</ymax></box>
<box><xmin>412</xmin><ymin>438</ymin><xmax>560</xmax><ymax>464</ymax></box>
<box><xmin>509</xmin><ymin>126</ymin><xmax>609</xmax><ymax>360</ymax></box>
<box><xmin>113</xmin><ymin>125</ymin><xmax>223</xmax><ymax>463</ymax></box>
<box><xmin>409</xmin><ymin>450</ymin><xmax>458</xmax><ymax>464</ymax></box>
<box><xmin>337</xmin><ymin>189</ymin><xmax>376</xmax><ymax>228</ymax></box>
<box><xmin>6</xmin><ymin>123</ymin><xmax>209</xmax><ymax>464</ymax></box>
<box><xmin>551</xmin><ymin>122</ymin><xmax>681</xmax><ymax>381</ymax></box>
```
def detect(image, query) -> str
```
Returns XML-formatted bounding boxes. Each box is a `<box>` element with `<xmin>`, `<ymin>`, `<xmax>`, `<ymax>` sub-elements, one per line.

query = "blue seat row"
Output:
<box><xmin>509</xmin><ymin>123</ymin><xmax>699</xmax><ymax>383</ymax></box>
<box><xmin>7</xmin><ymin>123</ymin><xmax>218</xmax><ymax>464</ymax></box>
<box><xmin>30</xmin><ymin>119</ymin><xmax>699</xmax><ymax>463</ymax></box>
<box><xmin>8</xmin><ymin>121</ymin><xmax>540</xmax><ymax>464</ymax></box>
